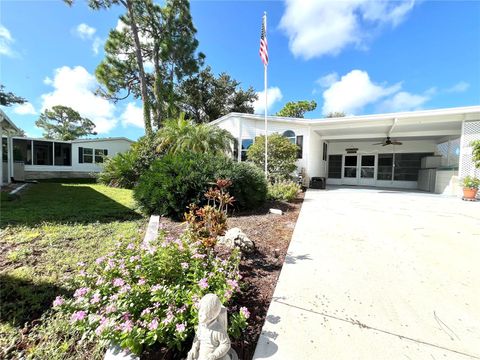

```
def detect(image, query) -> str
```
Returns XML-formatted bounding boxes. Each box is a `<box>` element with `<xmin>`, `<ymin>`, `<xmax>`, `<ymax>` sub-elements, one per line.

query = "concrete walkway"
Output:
<box><xmin>253</xmin><ymin>187</ymin><xmax>480</xmax><ymax>360</ymax></box>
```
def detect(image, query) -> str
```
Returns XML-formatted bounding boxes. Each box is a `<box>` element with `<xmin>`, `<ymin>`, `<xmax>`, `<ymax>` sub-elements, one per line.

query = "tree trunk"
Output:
<box><xmin>125</xmin><ymin>0</ymin><xmax>152</xmax><ymax>136</ymax></box>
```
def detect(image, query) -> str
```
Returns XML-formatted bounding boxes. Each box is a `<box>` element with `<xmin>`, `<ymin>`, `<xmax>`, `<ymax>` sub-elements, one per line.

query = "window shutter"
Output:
<box><xmin>296</xmin><ymin>136</ymin><xmax>303</xmax><ymax>159</ymax></box>
<box><xmin>78</xmin><ymin>147</ymin><xmax>83</xmax><ymax>163</ymax></box>
<box><xmin>104</xmin><ymin>149</ymin><xmax>108</xmax><ymax>156</ymax></box>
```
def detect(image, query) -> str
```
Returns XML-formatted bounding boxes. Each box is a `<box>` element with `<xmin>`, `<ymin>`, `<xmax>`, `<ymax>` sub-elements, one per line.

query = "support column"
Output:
<box><xmin>0</xmin><ymin>127</ymin><xmax>3</xmax><ymax>187</ymax></box>
<box><xmin>7</xmin><ymin>136</ymin><xmax>12</xmax><ymax>182</ymax></box>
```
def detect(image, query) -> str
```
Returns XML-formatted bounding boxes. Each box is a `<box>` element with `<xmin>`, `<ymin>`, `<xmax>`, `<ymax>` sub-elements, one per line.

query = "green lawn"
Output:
<box><xmin>0</xmin><ymin>181</ymin><xmax>147</xmax><ymax>359</ymax></box>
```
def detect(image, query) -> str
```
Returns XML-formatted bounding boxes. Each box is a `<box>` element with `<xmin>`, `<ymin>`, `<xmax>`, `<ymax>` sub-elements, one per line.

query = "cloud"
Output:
<box><xmin>121</xmin><ymin>102</ymin><xmax>144</xmax><ymax>128</ymax></box>
<box><xmin>13</xmin><ymin>102</ymin><xmax>36</xmax><ymax>115</ymax></box>
<box><xmin>279</xmin><ymin>0</ymin><xmax>415</xmax><ymax>59</ymax></box>
<box><xmin>253</xmin><ymin>87</ymin><xmax>283</xmax><ymax>114</ymax></box>
<box><xmin>41</xmin><ymin>66</ymin><xmax>117</xmax><ymax>134</ymax></box>
<box><xmin>316</xmin><ymin>72</ymin><xmax>339</xmax><ymax>88</ymax></box>
<box><xmin>75</xmin><ymin>23</ymin><xmax>96</xmax><ymax>40</ymax></box>
<box><xmin>379</xmin><ymin>91</ymin><xmax>430</xmax><ymax>112</ymax></box>
<box><xmin>0</xmin><ymin>24</ymin><xmax>16</xmax><ymax>57</ymax></box>
<box><xmin>446</xmin><ymin>81</ymin><xmax>470</xmax><ymax>93</ymax></box>
<box><xmin>322</xmin><ymin>70</ymin><xmax>401</xmax><ymax>114</ymax></box>
<box><xmin>92</xmin><ymin>37</ymin><xmax>103</xmax><ymax>55</ymax></box>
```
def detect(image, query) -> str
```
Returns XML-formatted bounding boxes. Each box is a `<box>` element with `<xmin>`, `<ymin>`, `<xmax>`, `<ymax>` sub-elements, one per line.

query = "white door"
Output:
<box><xmin>342</xmin><ymin>154</ymin><xmax>359</xmax><ymax>185</ymax></box>
<box><xmin>358</xmin><ymin>154</ymin><xmax>376</xmax><ymax>186</ymax></box>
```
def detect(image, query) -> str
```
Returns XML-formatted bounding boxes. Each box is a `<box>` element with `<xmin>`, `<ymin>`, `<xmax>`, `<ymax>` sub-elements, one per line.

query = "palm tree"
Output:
<box><xmin>156</xmin><ymin>114</ymin><xmax>234</xmax><ymax>155</ymax></box>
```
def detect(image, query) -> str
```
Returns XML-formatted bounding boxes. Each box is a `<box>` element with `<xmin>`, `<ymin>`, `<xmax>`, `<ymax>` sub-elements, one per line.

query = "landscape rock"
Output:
<box><xmin>217</xmin><ymin>227</ymin><xmax>255</xmax><ymax>253</ymax></box>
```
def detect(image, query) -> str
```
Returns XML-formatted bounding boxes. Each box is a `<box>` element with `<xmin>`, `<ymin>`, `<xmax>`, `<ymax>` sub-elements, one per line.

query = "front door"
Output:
<box><xmin>342</xmin><ymin>154</ymin><xmax>377</xmax><ymax>186</ymax></box>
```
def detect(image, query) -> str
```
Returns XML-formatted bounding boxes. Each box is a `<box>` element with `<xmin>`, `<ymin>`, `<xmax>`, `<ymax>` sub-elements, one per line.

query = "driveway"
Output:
<box><xmin>253</xmin><ymin>187</ymin><xmax>480</xmax><ymax>359</ymax></box>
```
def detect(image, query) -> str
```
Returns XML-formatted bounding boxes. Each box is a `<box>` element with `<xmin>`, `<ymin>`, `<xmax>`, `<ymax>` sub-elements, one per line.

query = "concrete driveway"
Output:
<box><xmin>253</xmin><ymin>187</ymin><xmax>480</xmax><ymax>360</ymax></box>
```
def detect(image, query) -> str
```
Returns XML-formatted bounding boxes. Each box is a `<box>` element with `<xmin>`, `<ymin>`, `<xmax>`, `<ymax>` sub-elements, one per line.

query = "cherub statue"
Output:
<box><xmin>187</xmin><ymin>294</ymin><xmax>238</xmax><ymax>360</ymax></box>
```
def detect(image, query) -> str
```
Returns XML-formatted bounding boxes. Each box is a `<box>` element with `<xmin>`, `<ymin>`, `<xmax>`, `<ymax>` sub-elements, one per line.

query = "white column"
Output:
<box><xmin>52</xmin><ymin>142</ymin><xmax>55</xmax><ymax>166</ymax></box>
<box><xmin>237</xmin><ymin>119</ymin><xmax>242</xmax><ymax>162</ymax></box>
<box><xmin>7</xmin><ymin>136</ymin><xmax>12</xmax><ymax>182</ymax></box>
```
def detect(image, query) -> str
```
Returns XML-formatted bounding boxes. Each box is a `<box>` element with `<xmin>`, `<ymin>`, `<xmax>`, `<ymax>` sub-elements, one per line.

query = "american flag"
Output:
<box><xmin>259</xmin><ymin>14</ymin><xmax>268</xmax><ymax>66</ymax></box>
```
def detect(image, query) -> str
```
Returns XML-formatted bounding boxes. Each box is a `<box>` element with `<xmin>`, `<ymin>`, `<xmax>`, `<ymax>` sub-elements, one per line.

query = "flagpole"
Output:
<box><xmin>264</xmin><ymin>12</ymin><xmax>268</xmax><ymax>177</ymax></box>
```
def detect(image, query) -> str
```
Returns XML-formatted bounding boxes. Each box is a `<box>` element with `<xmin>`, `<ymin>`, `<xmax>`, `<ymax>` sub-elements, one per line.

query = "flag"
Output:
<box><xmin>259</xmin><ymin>14</ymin><xmax>268</xmax><ymax>66</ymax></box>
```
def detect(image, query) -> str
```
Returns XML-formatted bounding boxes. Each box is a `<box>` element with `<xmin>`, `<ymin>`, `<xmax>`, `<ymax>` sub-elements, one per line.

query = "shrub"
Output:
<box><xmin>472</xmin><ymin>140</ymin><xmax>480</xmax><ymax>169</ymax></box>
<box><xmin>461</xmin><ymin>175</ymin><xmax>480</xmax><ymax>189</ymax></box>
<box><xmin>247</xmin><ymin>134</ymin><xmax>298</xmax><ymax>182</ymax></box>
<box><xmin>98</xmin><ymin>136</ymin><xmax>158</xmax><ymax>189</ymax></box>
<box><xmin>53</xmin><ymin>233</ymin><xmax>246</xmax><ymax>356</ymax></box>
<box><xmin>134</xmin><ymin>153</ymin><xmax>267</xmax><ymax>219</ymax></box>
<box><xmin>267</xmin><ymin>180</ymin><xmax>301</xmax><ymax>202</ymax></box>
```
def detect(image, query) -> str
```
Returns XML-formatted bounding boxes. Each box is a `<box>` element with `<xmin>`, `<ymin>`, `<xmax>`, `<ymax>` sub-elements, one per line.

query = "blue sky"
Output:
<box><xmin>1</xmin><ymin>0</ymin><xmax>479</xmax><ymax>141</ymax></box>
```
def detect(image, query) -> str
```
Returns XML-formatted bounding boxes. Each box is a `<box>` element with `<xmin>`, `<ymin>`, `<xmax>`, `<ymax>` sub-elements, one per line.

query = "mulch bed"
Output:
<box><xmin>158</xmin><ymin>193</ymin><xmax>304</xmax><ymax>359</ymax></box>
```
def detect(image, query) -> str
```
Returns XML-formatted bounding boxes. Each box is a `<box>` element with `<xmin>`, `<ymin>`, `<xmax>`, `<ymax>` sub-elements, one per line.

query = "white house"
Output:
<box><xmin>1</xmin><ymin>111</ymin><xmax>133</xmax><ymax>182</ymax></box>
<box><xmin>211</xmin><ymin>106</ymin><xmax>480</xmax><ymax>195</ymax></box>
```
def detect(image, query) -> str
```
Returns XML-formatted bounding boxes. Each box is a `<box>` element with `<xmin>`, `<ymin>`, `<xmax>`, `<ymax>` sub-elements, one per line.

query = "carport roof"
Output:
<box><xmin>212</xmin><ymin>105</ymin><xmax>480</xmax><ymax>140</ymax></box>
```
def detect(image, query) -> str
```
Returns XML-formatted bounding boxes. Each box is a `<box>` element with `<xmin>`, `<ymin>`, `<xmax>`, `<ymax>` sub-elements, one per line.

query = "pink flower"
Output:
<box><xmin>74</xmin><ymin>287</ymin><xmax>89</xmax><ymax>298</ymax></box>
<box><xmin>141</xmin><ymin>308</ymin><xmax>151</xmax><ymax>317</ymax></box>
<box><xmin>148</xmin><ymin>318</ymin><xmax>159</xmax><ymax>331</ymax></box>
<box><xmin>151</xmin><ymin>284</ymin><xmax>163</xmax><ymax>292</ymax></box>
<box><xmin>95</xmin><ymin>256</ymin><xmax>105</xmax><ymax>264</ymax></box>
<box><xmin>91</xmin><ymin>293</ymin><xmax>101</xmax><ymax>304</ymax></box>
<box><xmin>105</xmin><ymin>304</ymin><xmax>117</xmax><ymax>314</ymax></box>
<box><xmin>227</xmin><ymin>279</ymin><xmax>239</xmax><ymax>289</ymax></box>
<box><xmin>119</xmin><ymin>284</ymin><xmax>131</xmax><ymax>294</ymax></box>
<box><xmin>137</xmin><ymin>278</ymin><xmax>146</xmax><ymax>285</ymax></box>
<box><xmin>198</xmin><ymin>278</ymin><xmax>208</xmax><ymax>290</ymax></box>
<box><xmin>96</xmin><ymin>277</ymin><xmax>105</xmax><ymax>286</ymax></box>
<box><xmin>162</xmin><ymin>313</ymin><xmax>174</xmax><ymax>325</ymax></box>
<box><xmin>71</xmin><ymin>310</ymin><xmax>87</xmax><ymax>322</ymax></box>
<box><xmin>52</xmin><ymin>296</ymin><xmax>64</xmax><ymax>307</ymax></box>
<box><xmin>176</xmin><ymin>323</ymin><xmax>186</xmax><ymax>333</ymax></box>
<box><xmin>79</xmin><ymin>270</ymin><xmax>87</xmax><ymax>276</ymax></box>
<box><xmin>121</xmin><ymin>319</ymin><xmax>134</xmax><ymax>333</ymax></box>
<box><xmin>192</xmin><ymin>253</ymin><xmax>206</xmax><ymax>259</ymax></box>
<box><xmin>77</xmin><ymin>261</ymin><xmax>85</xmax><ymax>267</ymax></box>
<box><xmin>127</xmin><ymin>243</ymin><xmax>135</xmax><ymax>250</ymax></box>
<box><xmin>240</xmin><ymin>307</ymin><xmax>250</xmax><ymax>319</ymax></box>
<box><xmin>181</xmin><ymin>262</ymin><xmax>189</xmax><ymax>269</ymax></box>
<box><xmin>113</xmin><ymin>278</ymin><xmax>125</xmax><ymax>287</ymax></box>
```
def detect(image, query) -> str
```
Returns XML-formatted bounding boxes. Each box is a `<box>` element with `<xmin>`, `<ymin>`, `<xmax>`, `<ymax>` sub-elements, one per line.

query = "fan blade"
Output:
<box><xmin>391</xmin><ymin>141</ymin><xmax>402</xmax><ymax>145</ymax></box>
<box><xmin>382</xmin><ymin>143</ymin><xmax>389</xmax><ymax>146</ymax></box>
<box><xmin>372</xmin><ymin>142</ymin><xmax>384</xmax><ymax>145</ymax></box>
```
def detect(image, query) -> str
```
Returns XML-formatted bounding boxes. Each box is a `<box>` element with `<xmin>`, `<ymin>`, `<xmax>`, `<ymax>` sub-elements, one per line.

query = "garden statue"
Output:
<box><xmin>187</xmin><ymin>294</ymin><xmax>238</xmax><ymax>360</ymax></box>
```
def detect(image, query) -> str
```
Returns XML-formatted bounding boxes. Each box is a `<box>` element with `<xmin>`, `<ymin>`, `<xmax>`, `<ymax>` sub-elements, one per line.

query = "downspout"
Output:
<box><xmin>388</xmin><ymin>117</ymin><xmax>398</xmax><ymax>137</ymax></box>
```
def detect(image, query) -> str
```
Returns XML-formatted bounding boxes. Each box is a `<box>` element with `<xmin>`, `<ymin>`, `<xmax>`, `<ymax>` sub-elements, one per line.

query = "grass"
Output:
<box><xmin>0</xmin><ymin>180</ymin><xmax>147</xmax><ymax>359</ymax></box>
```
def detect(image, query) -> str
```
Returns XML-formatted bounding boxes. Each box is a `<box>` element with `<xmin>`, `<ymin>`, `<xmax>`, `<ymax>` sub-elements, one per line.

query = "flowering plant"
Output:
<box><xmin>54</xmin><ymin>230</ymin><xmax>244</xmax><ymax>355</ymax></box>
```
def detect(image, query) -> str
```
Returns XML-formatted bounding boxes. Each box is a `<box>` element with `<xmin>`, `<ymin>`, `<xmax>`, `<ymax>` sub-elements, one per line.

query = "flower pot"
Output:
<box><xmin>462</xmin><ymin>187</ymin><xmax>478</xmax><ymax>200</ymax></box>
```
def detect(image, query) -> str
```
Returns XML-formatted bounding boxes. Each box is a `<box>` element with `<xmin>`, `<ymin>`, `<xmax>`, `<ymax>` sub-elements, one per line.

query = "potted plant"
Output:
<box><xmin>461</xmin><ymin>175</ymin><xmax>480</xmax><ymax>200</ymax></box>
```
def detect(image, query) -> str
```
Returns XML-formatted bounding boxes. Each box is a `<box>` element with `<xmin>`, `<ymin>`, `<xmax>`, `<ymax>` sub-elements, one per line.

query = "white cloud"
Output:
<box><xmin>0</xmin><ymin>24</ymin><xmax>15</xmax><ymax>57</ymax></box>
<box><xmin>253</xmin><ymin>87</ymin><xmax>283</xmax><ymax>114</ymax></box>
<box><xmin>279</xmin><ymin>0</ymin><xmax>416</xmax><ymax>59</ymax></box>
<box><xmin>316</xmin><ymin>72</ymin><xmax>339</xmax><ymax>88</ymax></box>
<box><xmin>92</xmin><ymin>37</ymin><xmax>103</xmax><ymax>55</ymax></box>
<box><xmin>43</xmin><ymin>77</ymin><xmax>53</xmax><ymax>85</ymax></box>
<box><xmin>446</xmin><ymin>81</ymin><xmax>470</xmax><ymax>93</ymax></box>
<box><xmin>75</xmin><ymin>23</ymin><xmax>96</xmax><ymax>40</ymax></box>
<box><xmin>41</xmin><ymin>66</ymin><xmax>117</xmax><ymax>134</ymax></box>
<box><xmin>379</xmin><ymin>91</ymin><xmax>430</xmax><ymax>112</ymax></box>
<box><xmin>121</xmin><ymin>102</ymin><xmax>144</xmax><ymax>128</ymax></box>
<box><xmin>13</xmin><ymin>102</ymin><xmax>36</xmax><ymax>115</ymax></box>
<box><xmin>322</xmin><ymin>70</ymin><xmax>400</xmax><ymax>114</ymax></box>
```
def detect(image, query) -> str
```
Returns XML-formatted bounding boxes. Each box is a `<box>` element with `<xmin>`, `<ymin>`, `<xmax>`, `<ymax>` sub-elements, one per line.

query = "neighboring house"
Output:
<box><xmin>212</xmin><ymin>106</ymin><xmax>480</xmax><ymax>196</ymax></box>
<box><xmin>1</xmin><ymin>112</ymin><xmax>133</xmax><ymax>183</ymax></box>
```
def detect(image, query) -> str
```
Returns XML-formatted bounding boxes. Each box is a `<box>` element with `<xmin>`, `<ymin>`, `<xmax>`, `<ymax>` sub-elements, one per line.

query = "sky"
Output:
<box><xmin>1</xmin><ymin>0</ymin><xmax>479</xmax><ymax>141</ymax></box>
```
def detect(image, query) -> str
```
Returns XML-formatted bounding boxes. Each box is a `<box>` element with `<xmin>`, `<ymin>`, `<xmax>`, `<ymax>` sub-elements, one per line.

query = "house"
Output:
<box><xmin>211</xmin><ymin>106</ymin><xmax>480</xmax><ymax>195</ymax></box>
<box><xmin>1</xmin><ymin>111</ymin><xmax>133</xmax><ymax>183</ymax></box>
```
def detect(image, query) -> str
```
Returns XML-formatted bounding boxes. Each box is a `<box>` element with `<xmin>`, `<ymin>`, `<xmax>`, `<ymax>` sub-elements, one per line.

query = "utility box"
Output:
<box><xmin>310</xmin><ymin>177</ymin><xmax>326</xmax><ymax>189</ymax></box>
<box><xmin>421</xmin><ymin>156</ymin><xmax>442</xmax><ymax>169</ymax></box>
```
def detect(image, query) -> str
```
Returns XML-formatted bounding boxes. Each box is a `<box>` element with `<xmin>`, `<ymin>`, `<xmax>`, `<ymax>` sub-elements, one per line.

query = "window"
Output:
<box><xmin>12</xmin><ymin>139</ymin><xmax>32</xmax><ymax>164</ymax></box>
<box><xmin>343</xmin><ymin>155</ymin><xmax>357</xmax><ymax>178</ymax></box>
<box><xmin>328</xmin><ymin>155</ymin><xmax>342</xmax><ymax>179</ymax></box>
<box><xmin>322</xmin><ymin>142</ymin><xmax>328</xmax><ymax>161</ymax></box>
<box><xmin>241</xmin><ymin>139</ymin><xmax>253</xmax><ymax>161</ymax></box>
<box><xmin>33</xmin><ymin>141</ymin><xmax>53</xmax><ymax>165</ymax></box>
<box><xmin>95</xmin><ymin>149</ymin><xmax>108</xmax><ymax>163</ymax></box>
<box><xmin>377</xmin><ymin>154</ymin><xmax>393</xmax><ymax>180</ymax></box>
<box><xmin>282</xmin><ymin>130</ymin><xmax>296</xmax><ymax>144</ymax></box>
<box><xmin>233</xmin><ymin>139</ymin><xmax>239</xmax><ymax>161</ymax></box>
<box><xmin>54</xmin><ymin>143</ymin><xmax>72</xmax><ymax>166</ymax></box>
<box><xmin>296</xmin><ymin>135</ymin><xmax>303</xmax><ymax>159</ymax></box>
<box><xmin>2</xmin><ymin>138</ymin><xmax>6</xmax><ymax>162</ymax></box>
<box><xmin>394</xmin><ymin>153</ymin><xmax>432</xmax><ymax>181</ymax></box>
<box><xmin>83</xmin><ymin>148</ymin><xmax>93</xmax><ymax>163</ymax></box>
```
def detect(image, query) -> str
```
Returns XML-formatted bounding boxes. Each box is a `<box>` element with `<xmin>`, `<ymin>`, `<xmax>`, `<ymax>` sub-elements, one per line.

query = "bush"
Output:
<box><xmin>461</xmin><ymin>175</ymin><xmax>480</xmax><ymax>189</ymax></box>
<box><xmin>98</xmin><ymin>136</ymin><xmax>158</xmax><ymax>189</ymax></box>
<box><xmin>267</xmin><ymin>180</ymin><xmax>301</xmax><ymax>202</ymax></box>
<box><xmin>134</xmin><ymin>153</ymin><xmax>267</xmax><ymax>219</ymax></box>
<box><xmin>54</xmin><ymin>233</ymin><xmax>246</xmax><ymax>356</ymax></box>
<box><xmin>247</xmin><ymin>134</ymin><xmax>298</xmax><ymax>182</ymax></box>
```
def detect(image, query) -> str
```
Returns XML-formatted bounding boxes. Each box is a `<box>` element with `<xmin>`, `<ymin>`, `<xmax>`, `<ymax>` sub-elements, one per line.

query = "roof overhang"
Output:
<box><xmin>0</xmin><ymin>109</ymin><xmax>21</xmax><ymax>135</ymax></box>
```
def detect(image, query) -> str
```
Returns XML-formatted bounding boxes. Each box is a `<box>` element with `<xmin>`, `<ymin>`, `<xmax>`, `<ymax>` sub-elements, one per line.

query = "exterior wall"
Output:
<box><xmin>72</xmin><ymin>139</ymin><xmax>132</xmax><ymax>173</ymax></box>
<box><xmin>435</xmin><ymin>170</ymin><xmax>461</xmax><ymax>196</ymax></box>
<box><xmin>25</xmin><ymin>171</ymin><xmax>95</xmax><ymax>180</ymax></box>
<box><xmin>306</xmin><ymin>129</ymin><xmax>325</xmax><ymax>180</ymax></box>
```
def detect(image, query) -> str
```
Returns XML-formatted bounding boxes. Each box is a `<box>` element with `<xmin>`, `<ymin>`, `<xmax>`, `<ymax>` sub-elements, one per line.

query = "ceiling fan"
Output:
<box><xmin>372</xmin><ymin>136</ymin><xmax>402</xmax><ymax>146</ymax></box>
